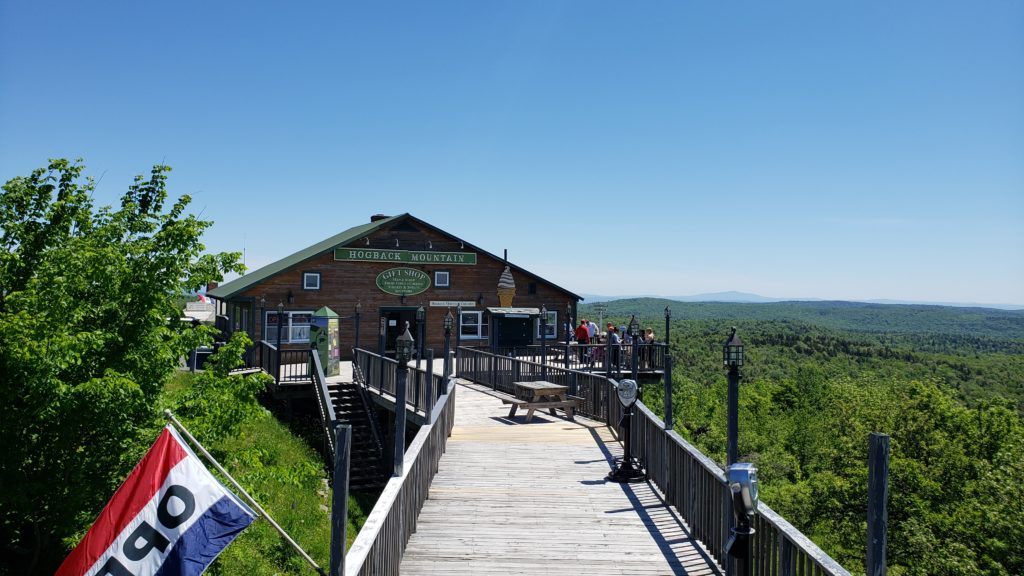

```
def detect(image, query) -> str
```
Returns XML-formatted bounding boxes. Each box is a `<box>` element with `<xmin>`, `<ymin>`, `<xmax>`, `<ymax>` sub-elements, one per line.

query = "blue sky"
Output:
<box><xmin>2</xmin><ymin>1</ymin><xmax>1022</xmax><ymax>305</ymax></box>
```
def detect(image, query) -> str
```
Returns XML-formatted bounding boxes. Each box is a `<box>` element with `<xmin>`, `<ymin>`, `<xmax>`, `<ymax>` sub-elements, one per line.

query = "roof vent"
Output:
<box><xmin>370</xmin><ymin>214</ymin><xmax>390</xmax><ymax>222</ymax></box>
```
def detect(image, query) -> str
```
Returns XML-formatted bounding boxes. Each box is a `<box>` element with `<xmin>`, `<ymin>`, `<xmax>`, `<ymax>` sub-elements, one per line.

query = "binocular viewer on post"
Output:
<box><xmin>726</xmin><ymin>463</ymin><xmax>758</xmax><ymax>574</ymax></box>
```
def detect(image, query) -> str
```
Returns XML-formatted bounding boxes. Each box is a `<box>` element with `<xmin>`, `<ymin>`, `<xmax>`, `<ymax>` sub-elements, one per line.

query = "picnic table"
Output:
<box><xmin>503</xmin><ymin>381</ymin><xmax>579</xmax><ymax>423</ymax></box>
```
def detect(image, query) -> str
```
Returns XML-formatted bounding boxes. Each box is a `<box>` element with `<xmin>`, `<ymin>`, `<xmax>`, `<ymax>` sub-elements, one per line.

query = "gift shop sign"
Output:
<box><xmin>376</xmin><ymin>268</ymin><xmax>431</xmax><ymax>296</ymax></box>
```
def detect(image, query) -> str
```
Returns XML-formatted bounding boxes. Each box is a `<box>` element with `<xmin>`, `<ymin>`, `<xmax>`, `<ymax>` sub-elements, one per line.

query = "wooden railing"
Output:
<box><xmin>456</xmin><ymin>347</ymin><xmax>851</xmax><ymax>576</ymax></box>
<box><xmin>456</xmin><ymin>346</ymin><xmax>613</xmax><ymax>421</ymax></box>
<box><xmin>462</xmin><ymin>342</ymin><xmax>667</xmax><ymax>375</ymax></box>
<box><xmin>258</xmin><ymin>340</ymin><xmax>312</xmax><ymax>383</ymax></box>
<box><xmin>344</xmin><ymin>378</ymin><xmax>457</xmax><ymax>575</ymax></box>
<box><xmin>353</xmin><ymin>348</ymin><xmax>442</xmax><ymax>415</ymax></box>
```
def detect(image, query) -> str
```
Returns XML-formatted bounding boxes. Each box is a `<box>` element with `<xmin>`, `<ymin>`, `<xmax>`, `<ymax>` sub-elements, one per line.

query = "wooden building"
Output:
<box><xmin>208</xmin><ymin>213</ymin><xmax>582</xmax><ymax>359</ymax></box>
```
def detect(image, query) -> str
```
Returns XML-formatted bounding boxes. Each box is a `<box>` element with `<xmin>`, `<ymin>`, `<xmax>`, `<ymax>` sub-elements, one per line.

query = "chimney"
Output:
<box><xmin>370</xmin><ymin>214</ymin><xmax>390</xmax><ymax>222</ymax></box>
<box><xmin>207</xmin><ymin>281</ymin><xmax>218</xmax><ymax>291</ymax></box>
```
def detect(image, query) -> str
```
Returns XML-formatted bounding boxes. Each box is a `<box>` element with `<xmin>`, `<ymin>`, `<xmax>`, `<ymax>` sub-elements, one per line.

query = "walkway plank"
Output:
<box><xmin>400</xmin><ymin>382</ymin><xmax>721</xmax><ymax>575</ymax></box>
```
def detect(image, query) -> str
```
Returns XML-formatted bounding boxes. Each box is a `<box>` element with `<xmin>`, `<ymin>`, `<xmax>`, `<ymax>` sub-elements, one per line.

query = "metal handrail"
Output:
<box><xmin>351</xmin><ymin>349</ymin><xmax>387</xmax><ymax>459</ymax></box>
<box><xmin>309</xmin><ymin>350</ymin><xmax>337</xmax><ymax>460</ymax></box>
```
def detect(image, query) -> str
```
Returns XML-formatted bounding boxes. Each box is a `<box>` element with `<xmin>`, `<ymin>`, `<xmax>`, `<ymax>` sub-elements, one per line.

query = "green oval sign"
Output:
<box><xmin>376</xmin><ymin>267</ymin><xmax>431</xmax><ymax>296</ymax></box>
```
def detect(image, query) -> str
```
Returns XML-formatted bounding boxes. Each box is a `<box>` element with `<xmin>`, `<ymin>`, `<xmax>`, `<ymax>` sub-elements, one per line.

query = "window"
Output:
<box><xmin>535</xmin><ymin>310</ymin><xmax>557</xmax><ymax>340</ymax></box>
<box><xmin>265</xmin><ymin>311</ymin><xmax>313</xmax><ymax>343</ymax></box>
<box><xmin>459</xmin><ymin>311</ymin><xmax>488</xmax><ymax>340</ymax></box>
<box><xmin>303</xmin><ymin>272</ymin><xmax>321</xmax><ymax>290</ymax></box>
<box><xmin>434</xmin><ymin>270</ymin><xmax>450</xmax><ymax>288</ymax></box>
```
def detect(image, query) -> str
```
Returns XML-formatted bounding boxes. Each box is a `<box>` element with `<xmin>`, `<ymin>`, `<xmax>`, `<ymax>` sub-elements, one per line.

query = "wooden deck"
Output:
<box><xmin>399</xmin><ymin>381</ymin><xmax>721</xmax><ymax>575</ymax></box>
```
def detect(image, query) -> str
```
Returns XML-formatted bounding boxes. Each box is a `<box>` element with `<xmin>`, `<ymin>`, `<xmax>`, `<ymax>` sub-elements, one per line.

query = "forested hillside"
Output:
<box><xmin>582</xmin><ymin>298</ymin><xmax>1024</xmax><ymax>575</ymax></box>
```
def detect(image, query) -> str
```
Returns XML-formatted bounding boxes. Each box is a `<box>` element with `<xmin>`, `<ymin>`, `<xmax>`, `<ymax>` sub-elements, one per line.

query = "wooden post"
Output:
<box><xmin>867</xmin><ymin>432</ymin><xmax>890</xmax><ymax>576</ymax></box>
<box><xmin>329</xmin><ymin>424</ymin><xmax>351</xmax><ymax>576</ymax></box>
<box><xmin>426</xmin><ymin>349</ymin><xmax>435</xmax><ymax>420</ymax></box>
<box><xmin>605</xmin><ymin>334</ymin><xmax>612</xmax><ymax>378</ymax></box>
<box><xmin>393</xmin><ymin>367</ymin><xmax>407</xmax><ymax>477</ymax></box>
<box><xmin>664</xmin><ymin>354</ymin><xmax>673</xmax><ymax>430</ymax></box>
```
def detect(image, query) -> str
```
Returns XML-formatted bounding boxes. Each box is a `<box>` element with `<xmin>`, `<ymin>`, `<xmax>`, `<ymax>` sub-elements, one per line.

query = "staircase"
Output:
<box><xmin>327</xmin><ymin>380</ymin><xmax>388</xmax><ymax>490</ymax></box>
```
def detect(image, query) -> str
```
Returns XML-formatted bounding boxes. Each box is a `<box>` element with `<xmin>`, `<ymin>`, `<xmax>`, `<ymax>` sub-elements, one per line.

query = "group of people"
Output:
<box><xmin>572</xmin><ymin>318</ymin><xmax>656</xmax><ymax>368</ymax></box>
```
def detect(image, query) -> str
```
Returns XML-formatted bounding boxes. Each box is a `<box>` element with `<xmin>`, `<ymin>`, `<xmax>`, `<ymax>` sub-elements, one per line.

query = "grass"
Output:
<box><xmin>162</xmin><ymin>371</ymin><xmax>375</xmax><ymax>575</ymax></box>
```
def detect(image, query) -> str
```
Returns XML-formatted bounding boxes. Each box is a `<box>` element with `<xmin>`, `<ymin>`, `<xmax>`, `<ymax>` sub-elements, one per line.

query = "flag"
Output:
<box><xmin>57</xmin><ymin>425</ymin><xmax>256</xmax><ymax>576</ymax></box>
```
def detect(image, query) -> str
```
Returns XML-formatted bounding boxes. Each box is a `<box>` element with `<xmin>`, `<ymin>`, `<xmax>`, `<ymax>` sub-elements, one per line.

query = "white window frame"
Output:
<box><xmin>459</xmin><ymin>310</ymin><xmax>487</xmax><ymax>340</ymax></box>
<box><xmin>303</xmin><ymin>272</ymin><xmax>321</xmax><ymax>290</ymax></box>
<box><xmin>434</xmin><ymin>270</ymin><xmax>450</xmax><ymax>288</ymax></box>
<box><xmin>535</xmin><ymin>310</ymin><xmax>558</xmax><ymax>340</ymax></box>
<box><xmin>265</xmin><ymin>310</ymin><xmax>313</xmax><ymax>344</ymax></box>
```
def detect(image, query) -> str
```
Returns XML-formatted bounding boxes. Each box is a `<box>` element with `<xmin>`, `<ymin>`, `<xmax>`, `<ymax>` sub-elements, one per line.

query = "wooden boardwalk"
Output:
<box><xmin>399</xmin><ymin>381</ymin><xmax>721</xmax><ymax>575</ymax></box>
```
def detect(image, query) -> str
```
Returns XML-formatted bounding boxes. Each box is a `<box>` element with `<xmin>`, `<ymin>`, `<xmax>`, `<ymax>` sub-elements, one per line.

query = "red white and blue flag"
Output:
<box><xmin>57</xmin><ymin>425</ymin><xmax>256</xmax><ymax>576</ymax></box>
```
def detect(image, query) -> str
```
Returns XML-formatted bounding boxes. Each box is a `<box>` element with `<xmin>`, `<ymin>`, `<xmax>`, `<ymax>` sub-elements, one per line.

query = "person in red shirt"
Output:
<box><xmin>574</xmin><ymin>319</ymin><xmax>591</xmax><ymax>362</ymax></box>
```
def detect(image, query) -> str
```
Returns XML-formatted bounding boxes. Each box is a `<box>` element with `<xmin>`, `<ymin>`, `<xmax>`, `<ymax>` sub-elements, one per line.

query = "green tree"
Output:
<box><xmin>0</xmin><ymin>159</ymin><xmax>243</xmax><ymax>574</ymax></box>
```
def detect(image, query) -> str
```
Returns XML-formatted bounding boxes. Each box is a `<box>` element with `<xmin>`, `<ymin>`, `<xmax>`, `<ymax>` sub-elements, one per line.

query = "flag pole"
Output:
<box><xmin>164</xmin><ymin>409</ymin><xmax>326</xmax><ymax>576</ymax></box>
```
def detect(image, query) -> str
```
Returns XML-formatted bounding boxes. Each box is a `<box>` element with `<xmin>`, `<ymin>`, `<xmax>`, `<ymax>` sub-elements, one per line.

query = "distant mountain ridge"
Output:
<box><xmin>578</xmin><ymin>297</ymin><xmax>1024</xmax><ymax>341</ymax></box>
<box><xmin>579</xmin><ymin>291</ymin><xmax>1024</xmax><ymax>311</ymax></box>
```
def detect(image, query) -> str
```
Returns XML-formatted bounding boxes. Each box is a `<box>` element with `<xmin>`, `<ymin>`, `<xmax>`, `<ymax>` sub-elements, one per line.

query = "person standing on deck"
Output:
<box><xmin>608</xmin><ymin>325</ymin><xmax>621</xmax><ymax>369</ymax></box>
<box><xmin>642</xmin><ymin>328</ymin><xmax>655</xmax><ymax>368</ymax></box>
<box><xmin>575</xmin><ymin>319</ymin><xmax>590</xmax><ymax>362</ymax></box>
<box><xmin>587</xmin><ymin>319</ymin><xmax>598</xmax><ymax>342</ymax></box>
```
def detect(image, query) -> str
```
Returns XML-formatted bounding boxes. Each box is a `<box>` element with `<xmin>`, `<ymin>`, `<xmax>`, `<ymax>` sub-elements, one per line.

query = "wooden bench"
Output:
<box><xmin>501</xmin><ymin>395</ymin><xmax>582</xmax><ymax>423</ymax></box>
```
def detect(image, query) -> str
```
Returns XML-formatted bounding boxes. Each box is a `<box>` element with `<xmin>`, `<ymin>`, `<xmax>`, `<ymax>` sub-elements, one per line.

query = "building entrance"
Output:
<box><xmin>380</xmin><ymin>307</ymin><xmax>420</xmax><ymax>356</ymax></box>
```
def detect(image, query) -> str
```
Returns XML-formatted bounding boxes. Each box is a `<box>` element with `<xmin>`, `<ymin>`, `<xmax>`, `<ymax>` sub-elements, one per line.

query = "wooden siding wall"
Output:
<box><xmin>236</xmin><ymin>221</ymin><xmax>577</xmax><ymax>357</ymax></box>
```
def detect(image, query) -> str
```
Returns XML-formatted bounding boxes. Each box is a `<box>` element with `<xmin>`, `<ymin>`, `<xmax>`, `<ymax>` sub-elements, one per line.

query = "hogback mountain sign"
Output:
<box><xmin>335</xmin><ymin>248</ymin><xmax>477</xmax><ymax>265</ymax></box>
<box><xmin>376</xmin><ymin>268</ymin><xmax>431</xmax><ymax>296</ymax></box>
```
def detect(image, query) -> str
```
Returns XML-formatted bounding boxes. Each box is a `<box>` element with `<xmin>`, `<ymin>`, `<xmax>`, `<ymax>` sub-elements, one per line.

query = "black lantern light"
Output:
<box><xmin>416</xmin><ymin>306</ymin><xmax>426</xmax><ymax>363</ymax></box>
<box><xmin>443</xmin><ymin>309</ymin><xmax>454</xmax><ymax>379</ymax></box>
<box><xmin>540</xmin><ymin>305</ymin><xmax>548</xmax><ymax>379</ymax></box>
<box><xmin>724</xmin><ymin>326</ymin><xmax>744</xmax><ymax>367</ymax></box>
<box><xmin>443</xmin><ymin>309</ymin><xmax>454</xmax><ymax>334</ymax></box>
<box><xmin>396</xmin><ymin>322</ymin><xmax>415</xmax><ymax>366</ymax></box>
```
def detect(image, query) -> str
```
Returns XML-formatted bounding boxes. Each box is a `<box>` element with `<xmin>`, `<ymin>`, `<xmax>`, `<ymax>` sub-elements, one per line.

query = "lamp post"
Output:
<box><xmin>258</xmin><ymin>296</ymin><xmax>266</xmax><ymax>367</ymax></box>
<box><xmin>455</xmin><ymin>304</ymin><xmax>462</xmax><ymax>368</ymax></box>
<box><xmin>393</xmin><ymin>322</ymin><xmax>415</xmax><ymax>477</ymax></box>
<box><xmin>276</xmin><ymin>302</ymin><xmax>284</xmax><ymax>383</ymax></box>
<box><xmin>594</xmin><ymin>302</ymin><xmax>606</xmax><ymax>332</ymax></box>
<box><xmin>354</xmin><ymin>301</ymin><xmax>362</xmax><ymax>350</ymax></box>
<box><xmin>540</xmin><ymin>305</ymin><xmax>548</xmax><ymax>380</ymax></box>
<box><xmin>565</xmin><ymin>302</ymin><xmax>572</xmax><ymax>347</ymax></box>
<box><xmin>443</xmin><ymin>309</ymin><xmax>454</xmax><ymax>380</ymax></box>
<box><xmin>628</xmin><ymin>315</ymin><xmax>640</xmax><ymax>383</ymax></box>
<box><xmin>416</xmin><ymin>306</ymin><xmax>426</xmax><ymax>368</ymax></box>
<box><xmin>260</xmin><ymin>296</ymin><xmax>266</xmax><ymax>329</ymax></box>
<box><xmin>724</xmin><ymin>326</ymin><xmax>744</xmax><ymax>466</ymax></box>
<box><xmin>565</xmin><ymin>302</ymin><xmax>572</xmax><ymax>370</ymax></box>
<box><xmin>664</xmin><ymin>305</ymin><xmax>671</xmax><ymax>356</ymax></box>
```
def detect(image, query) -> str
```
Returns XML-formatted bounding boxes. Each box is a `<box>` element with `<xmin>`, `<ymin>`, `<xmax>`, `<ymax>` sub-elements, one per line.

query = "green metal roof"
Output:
<box><xmin>208</xmin><ymin>214</ymin><xmax>402</xmax><ymax>299</ymax></box>
<box><xmin>208</xmin><ymin>212</ymin><xmax>583</xmax><ymax>302</ymax></box>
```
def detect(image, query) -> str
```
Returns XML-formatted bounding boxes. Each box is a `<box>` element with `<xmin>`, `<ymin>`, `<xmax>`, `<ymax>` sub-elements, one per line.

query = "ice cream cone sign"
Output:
<box><xmin>497</xmin><ymin>266</ymin><xmax>516</xmax><ymax>307</ymax></box>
